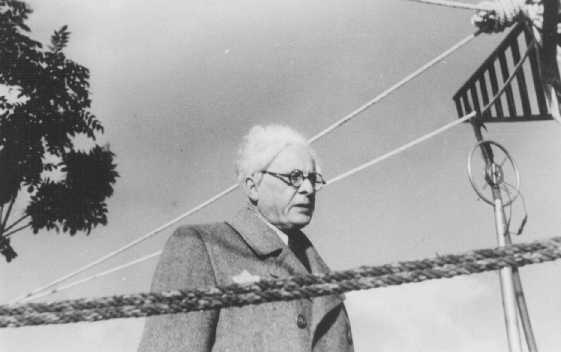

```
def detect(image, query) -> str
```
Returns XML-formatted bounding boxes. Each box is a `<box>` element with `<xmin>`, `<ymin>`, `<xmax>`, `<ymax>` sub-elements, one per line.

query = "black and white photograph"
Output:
<box><xmin>1</xmin><ymin>0</ymin><xmax>561</xmax><ymax>351</ymax></box>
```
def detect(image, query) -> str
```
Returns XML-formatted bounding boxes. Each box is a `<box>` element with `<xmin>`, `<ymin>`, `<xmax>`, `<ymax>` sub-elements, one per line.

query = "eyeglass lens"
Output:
<box><xmin>289</xmin><ymin>171</ymin><xmax>322</xmax><ymax>187</ymax></box>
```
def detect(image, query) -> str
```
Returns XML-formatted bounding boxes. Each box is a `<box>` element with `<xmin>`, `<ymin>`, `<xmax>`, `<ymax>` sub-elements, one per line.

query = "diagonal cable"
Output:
<box><xmin>10</xmin><ymin>32</ymin><xmax>479</xmax><ymax>304</ymax></box>
<box><xmin>15</xmin><ymin>33</ymin><xmax>532</xmax><ymax>304</ymax></box>
<box><xmin>405</xmin><ymin>0</ymin><xmax>492</xmax><ymax>11</ymax></box>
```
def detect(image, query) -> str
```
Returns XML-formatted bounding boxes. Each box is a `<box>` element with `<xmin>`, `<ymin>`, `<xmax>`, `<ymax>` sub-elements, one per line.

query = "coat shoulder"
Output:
<box><xmin>170</xmin><ymin>222</ymin><xmax>244</xmax><ymax>248</ymax></box>
<box><xmin>151</xmin><ymin>223</ymin><xmax>232</xmax><ymax>292</ymax></box>
<box><xmin>173</xmin><ymin>222</ymin><xmax>232</xmax><ymax>236</ymax></box>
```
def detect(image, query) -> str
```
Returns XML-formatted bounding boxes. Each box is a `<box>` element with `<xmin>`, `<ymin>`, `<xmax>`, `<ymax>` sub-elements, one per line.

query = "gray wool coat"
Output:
<box><xmin>138</xmin><ymin>205</ymin><xmax>354</xmax><ymax>352</ymax></box>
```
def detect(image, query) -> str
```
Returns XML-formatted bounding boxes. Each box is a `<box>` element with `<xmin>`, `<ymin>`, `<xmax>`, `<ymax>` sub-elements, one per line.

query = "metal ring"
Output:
<box><xmin>467</xmin><ymin>140</ymin><xmax>520</xmax><ymax>206</ymax></box>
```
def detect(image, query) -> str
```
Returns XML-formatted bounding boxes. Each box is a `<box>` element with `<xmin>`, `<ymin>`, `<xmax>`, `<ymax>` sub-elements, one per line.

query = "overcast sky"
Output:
<box><xmin>2</xmin><ymin>1</ymin><xmax>561</xmax><ymax>351</ymax></box>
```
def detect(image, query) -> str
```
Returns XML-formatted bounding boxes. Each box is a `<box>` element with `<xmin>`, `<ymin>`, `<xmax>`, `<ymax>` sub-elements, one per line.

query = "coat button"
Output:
<box><xmin>296</xmin><ymin>314</ymin><xmax>307</xmax><ymax>329</ymax></box>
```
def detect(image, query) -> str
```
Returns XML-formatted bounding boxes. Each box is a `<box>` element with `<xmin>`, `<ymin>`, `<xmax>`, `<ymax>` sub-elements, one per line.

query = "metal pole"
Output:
<box><xmin>508</xmin><ymin>241</ymin><xmax>539</xmax><ymax>352</ymax></box>
<box><xmin>493</xmin><ymin>196</ymin><xmax>523</xmax><ymax>352</ymax></box>
<box><xmin>471</xmin><ymin>122</ymin><xmax>524</xmax><ymax>352</ymax></box>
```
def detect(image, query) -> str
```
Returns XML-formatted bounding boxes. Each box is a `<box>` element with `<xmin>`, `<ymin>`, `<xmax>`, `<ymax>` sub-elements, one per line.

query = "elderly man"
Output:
<box><xmin>138</xmin><ymin>125</ymin><xmax>354</xmax><ymax>352</ymax></box>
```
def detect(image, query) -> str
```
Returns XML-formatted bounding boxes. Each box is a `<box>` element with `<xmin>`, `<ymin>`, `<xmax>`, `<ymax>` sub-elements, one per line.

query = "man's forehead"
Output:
<box><xmin>267</xmin><ymin>144</ymin><xmax>316</xmax><ymax>170</ymax></box>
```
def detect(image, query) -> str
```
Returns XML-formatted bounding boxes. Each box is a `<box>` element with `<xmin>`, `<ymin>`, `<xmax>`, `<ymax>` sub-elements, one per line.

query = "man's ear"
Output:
<box><xmin>244</xmin><ymin>176</ymin><xmax>259</xmax><ymax>204</ymax></box>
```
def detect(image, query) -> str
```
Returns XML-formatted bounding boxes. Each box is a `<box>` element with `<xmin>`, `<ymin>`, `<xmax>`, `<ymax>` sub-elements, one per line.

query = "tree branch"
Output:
<box><xmin>3</xmin><ymin>214</ymin><xmax>30</xmax><ymax>234</ymax></box>
<box><xmin>4</xmin><ymin>223</ymin><xmax>31</xmax><ymax>238</ymax></box>
<box><xmin>1</xmin><ymin>195</ymin><xmax>16</xmax><ymax>234</ymax></box>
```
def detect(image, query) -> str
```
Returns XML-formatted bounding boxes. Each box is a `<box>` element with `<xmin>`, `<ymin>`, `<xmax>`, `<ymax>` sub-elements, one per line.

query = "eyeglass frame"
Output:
<box><xmin>259</xmin><ymin>169</ymin><xmax>326</xmax><ymax>191</ymax></box>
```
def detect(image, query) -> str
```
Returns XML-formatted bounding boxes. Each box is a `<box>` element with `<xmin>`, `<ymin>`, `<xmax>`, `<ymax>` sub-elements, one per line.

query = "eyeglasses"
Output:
<box><xmin>261</xmin><ymin>169</ymin><xmax>326</xmax><ymax>191</ymax></box>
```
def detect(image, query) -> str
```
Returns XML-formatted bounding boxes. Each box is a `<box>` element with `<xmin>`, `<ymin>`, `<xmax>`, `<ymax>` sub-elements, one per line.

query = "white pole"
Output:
<box><xmin>493</xmin><ymin>196</ymin><xmax>523</xmax><ymax>352</ymax></box>
<box><xmin>471</xmin><ymin>125</ymin><xmax>526</xmax><ymax>352</ymax></box>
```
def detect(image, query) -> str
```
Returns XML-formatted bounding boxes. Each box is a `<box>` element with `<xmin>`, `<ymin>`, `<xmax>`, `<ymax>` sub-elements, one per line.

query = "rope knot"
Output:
<box><xmin>472</xmin><ymin>0</ymin><xmax>543</xmax><ymax>33</ymax></box>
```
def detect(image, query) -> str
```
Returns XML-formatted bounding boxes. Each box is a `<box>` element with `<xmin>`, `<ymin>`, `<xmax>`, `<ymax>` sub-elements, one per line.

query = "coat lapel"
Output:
<box><xmin>304</xmin><ymin>237</ymin><xmax>345</xmax><ymax>331</ymax></box>
<box><xmin>227</xmin><ymin>205</ymin><xmax>309</xmax><ymax>276</ymax></box>
<box><xmin>227</xmin><ymin>206</ymin><xmax>344</xmax><ymax>331</ymax></box>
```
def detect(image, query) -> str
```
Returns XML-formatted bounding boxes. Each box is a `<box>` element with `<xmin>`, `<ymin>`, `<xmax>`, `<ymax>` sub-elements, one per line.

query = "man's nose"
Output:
<box><xmin>298</xmin><ymin>177</ymin><xmax>315</xmax><ymax>194</ymax></box>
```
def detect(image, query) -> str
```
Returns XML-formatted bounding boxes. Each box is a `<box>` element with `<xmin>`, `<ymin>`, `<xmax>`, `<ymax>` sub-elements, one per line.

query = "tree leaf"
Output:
<box><xmin>1</xmin><ymin>1</ymin><xmax>118</xmax><ymax>262</ymax></box>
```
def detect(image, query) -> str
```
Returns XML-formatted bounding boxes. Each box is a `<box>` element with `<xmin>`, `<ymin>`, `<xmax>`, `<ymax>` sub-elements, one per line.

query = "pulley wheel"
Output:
<box><xmin>467</xmin><ymin>140</ymin><xmax>520</xmax><ymax>206</ymax></box>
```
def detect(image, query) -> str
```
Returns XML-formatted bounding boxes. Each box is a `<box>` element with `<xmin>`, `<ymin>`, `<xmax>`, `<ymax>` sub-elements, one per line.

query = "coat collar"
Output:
<box><xmin>226</xmin><ymin>205</ymin><xmax>331</xmax><ymax>275</ymax></box>
<box><xmin>227</xmin><ymin>205</ymin><xmax>286</xmax><ymax>258</ymax></box>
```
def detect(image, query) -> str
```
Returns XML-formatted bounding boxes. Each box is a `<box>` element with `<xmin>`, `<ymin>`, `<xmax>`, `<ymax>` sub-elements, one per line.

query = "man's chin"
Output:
<box><xmin>288</xmin><ymin>214</ymin><xmax>312</xmax><ymax>229</ymax></box>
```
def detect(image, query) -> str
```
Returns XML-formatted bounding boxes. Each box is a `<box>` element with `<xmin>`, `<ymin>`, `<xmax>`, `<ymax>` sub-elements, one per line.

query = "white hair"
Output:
<box><xmin>235</xmin><ymin>124</ymin><xmax>319</xmax><ymax>183</ymax></box>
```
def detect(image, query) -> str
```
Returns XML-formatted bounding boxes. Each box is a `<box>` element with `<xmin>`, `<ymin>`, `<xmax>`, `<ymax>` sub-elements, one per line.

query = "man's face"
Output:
<box><xmin>253</xmin><ymin>144</ymin><xmax>318</xmax><ymax>231</ymax></box>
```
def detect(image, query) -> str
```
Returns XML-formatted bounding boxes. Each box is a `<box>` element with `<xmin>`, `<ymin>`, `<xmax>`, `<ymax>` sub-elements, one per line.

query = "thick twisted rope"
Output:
<box><xmin>11</xmin><ymin>32</ymin><xmax>479</xmax><ymax>304</ymax></box>
<box><xmin>1</xmin><ymin>236</ymin><xmax>561</xmax><ymax>328</ymax></box>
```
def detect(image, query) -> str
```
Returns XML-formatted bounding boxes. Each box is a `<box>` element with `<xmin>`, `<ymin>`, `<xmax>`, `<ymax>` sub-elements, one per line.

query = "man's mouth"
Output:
<box><xmin>293</xmin><ymin>203</ymin><xmax>313</xmax><ymax>211</ymax></box>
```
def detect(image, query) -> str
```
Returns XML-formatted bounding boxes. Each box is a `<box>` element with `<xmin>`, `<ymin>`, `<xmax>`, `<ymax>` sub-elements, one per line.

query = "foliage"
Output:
<box><xmin>0</xmin><ymin>0</ymin><xmax>118</xmax><ymax>262</ymax></box>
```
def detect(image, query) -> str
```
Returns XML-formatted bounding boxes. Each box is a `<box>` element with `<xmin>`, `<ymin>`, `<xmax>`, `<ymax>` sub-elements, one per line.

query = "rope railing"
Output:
<box><xmin>13</xmin><ymin>34</ymin><xmax>536</xmax><ymax>304</ymax></box>
<box><xmin>2</xmin><ymin>235</ymin><xmax>561</xmax><ymax>328</ymax></box>
<box><xmin>10</xmin><ymin>32</ymin><xmax>480</xmax><ymax>304</ymax></box>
